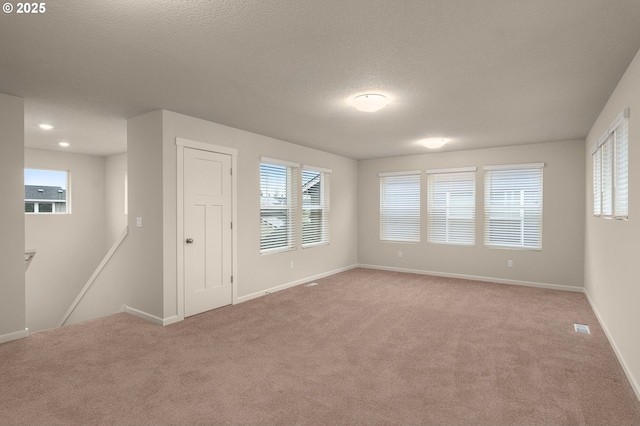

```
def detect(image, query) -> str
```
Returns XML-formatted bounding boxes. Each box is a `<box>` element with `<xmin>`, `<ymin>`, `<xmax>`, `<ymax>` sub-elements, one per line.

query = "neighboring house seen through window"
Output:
<box><xmin>24</xmin><ymin>169</ymin><xmax>69</xmax><ymax>214</ymax></box>
<box><xmin>260</xmin><ymin>158</ymin><xmax>298</xmax><ymax>254</ymax></box>
<box><xmin>302</xmin><ymin>167</ymin><xmax>331</xmax><ymax>247</ymax></box>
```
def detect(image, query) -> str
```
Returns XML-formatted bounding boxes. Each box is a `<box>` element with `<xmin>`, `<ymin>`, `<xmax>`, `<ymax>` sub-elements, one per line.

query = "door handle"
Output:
<box><xmin>186</xmin><ymin>238</ymin><xmax>194</xmax><ymax>244</ymax></box>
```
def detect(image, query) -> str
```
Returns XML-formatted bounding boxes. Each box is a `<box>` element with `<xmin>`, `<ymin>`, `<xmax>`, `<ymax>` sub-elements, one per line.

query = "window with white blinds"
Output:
<box><xmin>593</xmin><ymin>147</ymin><xmax>602</xmax><ymax>216</ymax></box>
<box><xmin>260</xmin><ymin>158</ymin><xmax>298</xmax><ymax>254</ymax></box>
<box><xmin>426</xmin><ymin>168</ymin><xmax>476</xmax><ymax>245</ymax></box>
<box><xmin>302</xmin><ymin>166</ymin><xmax>331</xmax><ymax>247</ymax></box>
<box><xmin>614</xmin><ymin>114</ymin><xmax>629</xmax><ymax>219</ymax></box>
<box><xmin>379</xmin><ymin>171</ymin><xmax>421</xmax><ymax>242</ymax></box>
<box><xmin>484</xmin><ymin>164</ymin><xmax>544</xmax><ymax>250</ymax></box>
<box><xmin>592</xmin><ymin>108</ymin><xmax>629</xmax><ymax>219</ymax></box>
<box><xmin>601</xmin><ymin>136</ymin><xmax>613</xmax><ymax>217</ymax></box>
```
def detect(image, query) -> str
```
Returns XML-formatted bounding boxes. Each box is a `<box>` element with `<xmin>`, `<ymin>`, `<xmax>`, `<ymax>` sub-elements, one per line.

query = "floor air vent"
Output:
<box><xmin>305</xmin><ymin>282</ymin><xmax>319</xmax><ymax>287</ymax></box>
<box><xmin>574</xmin><ymin>324</ymin><xmax>590</xmax><ymax>334</ymax></box>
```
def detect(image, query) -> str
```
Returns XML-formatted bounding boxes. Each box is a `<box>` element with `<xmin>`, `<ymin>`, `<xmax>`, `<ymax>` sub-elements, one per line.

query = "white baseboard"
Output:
<box><xmin>357</xmin><ymin>264</ymin><xmax>584</xmax><ymax>293</ymax></box>
<box><xmin>236</xmin><ymin>264</ymin><xmax>358</xmax><ymax>304</ymax></box>
<box><xmin>584</xmin><ymin>289</ymin><xmax>640</xmax><ymax>402</ymax></box>
<box><xmin>124</xmin><ymin>306</ymin><xmax>179</xmax><ymax>327</ymax></box>
<box><xmin>161</xmin><ymin>315</ymin><xmax>181</xmax><ymax>326</ymax></box>
<box><xmin>0</xmin><ymin>328</ymin><xmax>29</xmax><ymax>345</ymax></box>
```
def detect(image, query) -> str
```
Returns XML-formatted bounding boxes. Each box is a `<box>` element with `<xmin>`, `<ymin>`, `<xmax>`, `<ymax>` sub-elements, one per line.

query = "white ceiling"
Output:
<box><xmin>2</xmin><ymin>0</ymin><xmax>640</xmax><ymax>159</ymax></box>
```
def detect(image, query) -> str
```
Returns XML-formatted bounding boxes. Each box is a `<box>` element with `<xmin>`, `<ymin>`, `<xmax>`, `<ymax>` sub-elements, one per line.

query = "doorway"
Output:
<box><xmin>176</xmin><ymin>139</ymin><xmax>238</xmax><ymax>319</ymax></box>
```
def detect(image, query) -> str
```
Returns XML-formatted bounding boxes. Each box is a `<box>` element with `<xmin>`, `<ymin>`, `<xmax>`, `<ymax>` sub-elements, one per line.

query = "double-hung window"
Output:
<box><xmin>302</xmin><ymin>166</ymin><xmax>331</xmax><ymax>247</ymax></box>
<box><xmin>426</xmin><ymin>167</ymin><xmax>476</xmax><ymax>245</ymax></box>
<box><xmin>592</xmin><ymin>108</ymin><xmax>629</xmax><ymax>219</ymax></box>
<box><xmin>260</xmin><ymin>158</ymin><xmax>298</xmax><ymax>253</ymax></box>
<box><xmin>379</xmin><ymin>171</ymin><xmax>421</xmax><ymax>242</ymax></box>
<box><xmin>484</xmin><ymin>163</ymin><xmax>544</xmax><ymax>250</ymax></box>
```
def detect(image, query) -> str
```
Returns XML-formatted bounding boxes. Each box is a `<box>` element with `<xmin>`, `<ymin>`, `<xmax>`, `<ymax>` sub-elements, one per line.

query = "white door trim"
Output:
<box><xmin>176</xmin><ymin>137</ymin><xmax>238</xmax><ymax>322</ymax></box>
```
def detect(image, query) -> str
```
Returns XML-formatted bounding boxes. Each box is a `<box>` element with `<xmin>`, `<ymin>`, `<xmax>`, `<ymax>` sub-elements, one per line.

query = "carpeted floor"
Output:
<box><xmin>1</xmin><ymin>268</ymin><xmax>639</xmax><ymax>425</ymax></box>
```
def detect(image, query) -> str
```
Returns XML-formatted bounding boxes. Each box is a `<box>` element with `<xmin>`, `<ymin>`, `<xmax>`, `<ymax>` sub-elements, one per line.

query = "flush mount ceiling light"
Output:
<box><xmin>421</xmin><ymin>138</ymin><xmax>448</xmax><ymax>149</ymax></box>
<box><xmin>39</xmin><ymin>123</ymin><xmax>54</xmax><ymax>130</ymax></box>
<box><xmin>58</xmin><ymin>141</ymin><xmax>69</xmax><ymax>147</ymax></box>
<box><xmin>350</xmin><ymin>94</ymin><xmax>388</xmax><ymax>112</ymax></box>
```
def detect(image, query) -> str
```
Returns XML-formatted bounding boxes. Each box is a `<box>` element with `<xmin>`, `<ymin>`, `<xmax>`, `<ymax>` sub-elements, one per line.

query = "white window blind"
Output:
<box><xmin>593</xmin><ymin>108</ymin><xmax>630</xmax><ymax>220</ymax></box>
<box><xmin>302</xmin><ymin>166</ymin><xmax>331</xmax><ymax>247</ymax></box>
<box><xmin>484</xmin><ymin>164</ymin><xmax>543</xmax><ymax>250</ymax></box>
<box><xmin>426</xmin><ymin>168</ymin><xmax>476</xmax><ymax>245</ymax></box>
<box><xmin>260</xmin><ymin>159</ymin><xmax>298</xmax><ymax>253</ymax></box>
<box><xmin>379</xmin><ymin>171</ymin><xmax>421</xmax><ymax>242</ymax></box>
<box><xmin>601</xmin><ymin>136</ymin><xmax>613</xmax><ymax>217</ymax></box>
<box><xmin>614</xmin><ymin>116</ymin><xmax>629</xmax><ymax>219</ymax></box>
<box><xmin>592</xmin><ymin>147</ymin><xmax>602</xmax><ymax>217</ymax></box>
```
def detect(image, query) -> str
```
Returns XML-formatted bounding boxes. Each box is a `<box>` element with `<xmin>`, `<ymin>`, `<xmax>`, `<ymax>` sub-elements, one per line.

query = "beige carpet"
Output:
<box><xmin>1</xmin><ymin>268</ymin><xmax>639</xmax><ymax>425</ymax></box>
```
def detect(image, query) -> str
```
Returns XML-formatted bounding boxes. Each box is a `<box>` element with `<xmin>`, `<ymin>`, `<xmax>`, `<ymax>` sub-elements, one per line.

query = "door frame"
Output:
<box><xmin>176</xmin><ymin>137</ymin><xmax>238</xmax><ymax>322</ymax></box>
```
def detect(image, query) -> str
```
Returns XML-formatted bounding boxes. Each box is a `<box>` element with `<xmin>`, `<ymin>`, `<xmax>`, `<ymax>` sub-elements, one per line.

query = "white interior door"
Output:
<box><xmin>184</xmin><ymin>148</ymin><xmax>232</xmax><ymax>317</ymax></box>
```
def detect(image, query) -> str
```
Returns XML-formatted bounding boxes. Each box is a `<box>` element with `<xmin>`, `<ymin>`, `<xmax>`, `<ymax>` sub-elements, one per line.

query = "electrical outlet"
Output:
<box><xmin>398</xmin><ymin>251</ymin><xmax>403</xmax><ymax>258</ymax></box>
<box><xmin>507</xmin><ymin>260</ymin><xmax>513</xmax><ymax>268</ymax></box>
<box><xmin>290</xmin><ymin>261</ymin><xmax>294</xmax><ymax>269</ymax></box>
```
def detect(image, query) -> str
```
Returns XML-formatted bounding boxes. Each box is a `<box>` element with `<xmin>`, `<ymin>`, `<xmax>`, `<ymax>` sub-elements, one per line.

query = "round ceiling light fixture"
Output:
<box><xmin>58</xmin><ymin>141</ymin><xmax>70</xmax><ymax>147</ymax></box>
<box><xmin>39</xmin><ymin>123</ymin><xmax>54</xmax><ymax>130</ymax></box>
<box><xmin>350</xmin><ymin>94</ymin><xmax>388</xmax><ymax>112</ymax></box>
<box><xmin>421</xmin><ymin>138</ymin><xmax>448</xmax><ymax>149</ymax></box>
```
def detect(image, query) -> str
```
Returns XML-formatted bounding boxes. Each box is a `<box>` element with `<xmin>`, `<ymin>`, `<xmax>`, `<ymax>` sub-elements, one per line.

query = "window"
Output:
<box><xmin>593</xmin><ymin>147</ymin><xmax>602</xmax><ymax>216</ymax></box>
<box><xmin>379</xmin><ymin>171</ymin><xmax>421</xmax><ymax>242</ymax></box>
<box><xmin>592</xmin><ymin>108</ymin><xmax>629</xmax><ymax>219</ymax></box>
<box><xmin>24</xmin><ymin>169</ymin><xmax>69</xmax><ymax>214</ymax></box>
<box><xmin>614</xmin><ymin>112</ymin><xmax>629</xmax><ymax>219</ymax></box>
<box><xmin>484</xmin><ymin>163</ymin><xmax>544</xmax><ymax>250</ymax></box>
<box><xmin>260</xmin><ymin>158</ymin><xmax>298</xmax><ymax>253</ymax></box>
<box><xmin>601</xmin><ymin>136</ymin><xmax>613</xmax><ymax>217</ymax></box>
<box><xmin>302</xmin><ymin>166</ymin><xmax>331</xmax><ymax>247</ymax></box>
<box><xmin>426</xmin><ymin>168</ymin><xmax>476</xmax><ymax>245</ymax></box>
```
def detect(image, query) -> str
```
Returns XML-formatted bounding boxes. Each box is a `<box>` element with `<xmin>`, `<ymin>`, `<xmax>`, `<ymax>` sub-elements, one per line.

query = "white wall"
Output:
<box><xmin>585</xmin><ymin>48</ymin><xmax>640</xmax><ymax>399</ymax></box>
<box><xmin>358</xmin><ymin>140</ymin><xmax>585</xmax><ymax>289</ymax></box>
<box><xmin>67</xmin><ymin>110</ymin><xmax>165</xmax><ymax>324</ymax></box>
<box><xmin>25</xmin><ymin>148</ymin><xmax>107</xmax><ymax>332</ymax></box>
<box><xmin>0</xmin><ymin>93</ymin><xmax>26</xmax><ymax>343</ymax></box>
<box><xmin>161</xmin><ymin>110</ymin><xmax>359</xmax><ymax>317</ymax></box>
<box><xmin>68</xmin><ymin>109</ymin><xmax>358</xmax><ymax>324</ymax></box>
<box><xmin>105</xmin><ymin>153</ymin><xmax>127</xmax><ymax>249</ymax></box>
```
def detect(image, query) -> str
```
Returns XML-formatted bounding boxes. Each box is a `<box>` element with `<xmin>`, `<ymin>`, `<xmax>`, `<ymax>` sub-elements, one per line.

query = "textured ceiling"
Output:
<box><xmin>2</xmin><ymin>0</ymin><xmax>640</xmax><ymax>159</ymax></box>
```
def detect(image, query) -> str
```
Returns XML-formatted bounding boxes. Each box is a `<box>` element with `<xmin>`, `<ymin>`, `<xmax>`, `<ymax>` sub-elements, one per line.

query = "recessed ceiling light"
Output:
<box><xmin>58</xmin><ymin>142</ymin><xmax>70</xmax><ymax>147</ymax></box>
<box><xmin>39</xmin><ymin>124</ymin><xmax>54</xmax><ymax>130</ymax></box>
<box><xmin>421</xmin><ymin>138</ymin><xmax>448</xmax><ymax>149</ymax></box>
<box><xmin>350</xmin><ymin>94</ymin><xmax>388</xmax><ymax>112</ymax></box>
